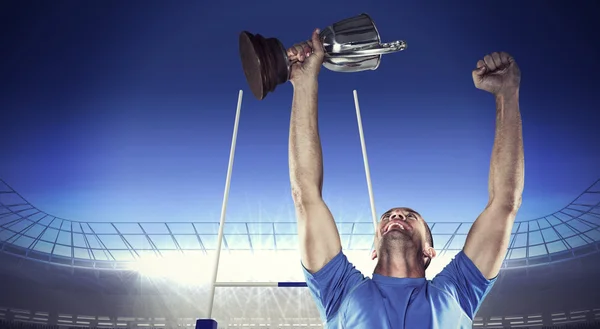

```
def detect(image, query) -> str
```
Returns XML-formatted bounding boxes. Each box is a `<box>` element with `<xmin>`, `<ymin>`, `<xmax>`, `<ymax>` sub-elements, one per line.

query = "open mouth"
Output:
<box><xmin>383</xmin><ymin>221</ymin><xmax>410</xmax><ymax>235</ymax></box>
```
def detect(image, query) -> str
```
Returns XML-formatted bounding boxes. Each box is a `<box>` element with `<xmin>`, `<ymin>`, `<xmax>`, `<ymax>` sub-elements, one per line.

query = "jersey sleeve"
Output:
<box><xmin>431</xmin><ymin>250</ymin><xmax>497</xmax><ymax>319</ymax></box>
<box><xmin>302</xmin><ymin>250</ymin><xmax>365</xmax><ymax>322</ymax></box>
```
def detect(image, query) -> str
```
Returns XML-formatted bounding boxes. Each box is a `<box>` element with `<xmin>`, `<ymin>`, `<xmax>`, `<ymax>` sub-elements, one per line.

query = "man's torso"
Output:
<box><xmin>302</xmin><ymin>251</ymin><xmax>496</xmax><ymax>329</ymax></box>
<box><xmin>326</xmin><ymin>278</ymin><xmax>473</xmax><ymax>329</ymax></box>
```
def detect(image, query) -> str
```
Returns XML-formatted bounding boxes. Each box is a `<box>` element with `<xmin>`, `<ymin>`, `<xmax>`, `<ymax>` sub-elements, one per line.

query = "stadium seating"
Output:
<box><xmin>2</xmin><ymin>318</ymin><xmax>600</xmax><ymax>329</ymax></box>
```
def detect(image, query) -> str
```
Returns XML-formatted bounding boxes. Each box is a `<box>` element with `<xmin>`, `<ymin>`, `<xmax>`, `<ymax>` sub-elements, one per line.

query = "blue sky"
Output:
<box><xmin>1</xmin><ymin>0</ymin><xmax>598</xmax><ymax>227</ymax></box>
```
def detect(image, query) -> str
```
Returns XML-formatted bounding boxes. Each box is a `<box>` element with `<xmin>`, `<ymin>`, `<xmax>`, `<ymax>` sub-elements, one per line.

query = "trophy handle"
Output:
<box><xmin>326</xmin><ymin>40</ymin><xmax>407</xmax><ymax>58</ymax></box>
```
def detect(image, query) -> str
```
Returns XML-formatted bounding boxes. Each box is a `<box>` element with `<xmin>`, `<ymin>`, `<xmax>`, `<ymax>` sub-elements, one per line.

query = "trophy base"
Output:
<box><xmin>239</xmin><ymin>31</ymin><xmax>289</xmax><ymax>100</ymax></box>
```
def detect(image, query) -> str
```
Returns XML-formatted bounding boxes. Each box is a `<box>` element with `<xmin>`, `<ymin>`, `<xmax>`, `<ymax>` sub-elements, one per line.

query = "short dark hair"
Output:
<box><xmin>425</xmin><ymin>222</ymin><xmax>434</xmax><ymax>249</ymax></box>
<box><xmin>424</xmin><ymin>222</ymin><xmax>434</xmax><ymax>270</ymax></box>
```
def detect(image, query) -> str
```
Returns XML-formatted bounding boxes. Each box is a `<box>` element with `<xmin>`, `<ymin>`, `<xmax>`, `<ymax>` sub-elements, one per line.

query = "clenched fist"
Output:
<box><xmin>473</xmin><ymin>52</ymin><xmax>521</xmax><ymax>96</ymax></box>
<box><xmin>289</xmin><ymin>28</ymin><xmax>325</xmax><ymax>87</ymax></box>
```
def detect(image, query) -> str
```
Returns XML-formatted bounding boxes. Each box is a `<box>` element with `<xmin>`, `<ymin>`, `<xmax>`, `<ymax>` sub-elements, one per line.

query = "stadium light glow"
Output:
<box><xmin>126</xmin><ymin>250</ymin><xmax>456</xmax><ymax>284</ymax></box>
<box><xmin>130</xmin><ymin>252</ymin><xmax>212</xmax><ymax>285</ymax></box>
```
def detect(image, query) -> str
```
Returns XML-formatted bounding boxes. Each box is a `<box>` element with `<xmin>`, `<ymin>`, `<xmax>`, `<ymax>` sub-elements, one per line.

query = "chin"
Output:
<box><xmin>384</xmin><ymin>234</ymin><xmax>420</xmax><ymax>248</ymax></box>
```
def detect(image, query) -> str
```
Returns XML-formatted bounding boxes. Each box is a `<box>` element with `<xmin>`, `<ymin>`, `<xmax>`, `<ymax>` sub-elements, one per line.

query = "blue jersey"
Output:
<box><xmin>302</xmin><ymin>250</ymin><xmax>496</xmax><ymax>328</ymax></box>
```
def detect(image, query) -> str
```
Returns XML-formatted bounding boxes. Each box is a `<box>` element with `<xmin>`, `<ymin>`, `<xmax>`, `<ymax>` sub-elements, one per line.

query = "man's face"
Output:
<box><xmin>376</xmin><ymin>207</ymin><xmax>428</xmax><ymax>248</ymax></box>
<box><xmin>372</xmin><ymin>207</ymin><xmax>436</xmax><ymax>268</ymax></box>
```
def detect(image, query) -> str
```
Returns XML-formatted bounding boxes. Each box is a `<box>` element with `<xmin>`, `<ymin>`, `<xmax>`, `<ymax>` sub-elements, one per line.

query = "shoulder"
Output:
<box><xmin>302</xmin><ymin>250</ymin><xmax>369</xmax><ymax>322</ymax></box>
<box><xmin>433</xmin><ymin>251</ymin><xmax>496</xmax><ymax>286</ymax></box>
<box><xmin>429</xmin><ymin>251</ymin><xmax>497</xmax><ymax>319</ymax></box>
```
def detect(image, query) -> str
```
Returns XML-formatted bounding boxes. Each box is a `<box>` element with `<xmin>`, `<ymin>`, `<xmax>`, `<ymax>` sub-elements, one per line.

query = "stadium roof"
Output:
<box><xmin>1</xmin><ymin>178</ymin><xmax>599</xmax><ymax>277</ymax></box>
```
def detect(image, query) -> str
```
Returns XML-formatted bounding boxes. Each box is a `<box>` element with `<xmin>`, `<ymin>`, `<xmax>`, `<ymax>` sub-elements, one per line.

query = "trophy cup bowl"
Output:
<box><xmin>239</xmin><ymin>13</ymin><xmax>407</xmax><ymax>100</ymax></box>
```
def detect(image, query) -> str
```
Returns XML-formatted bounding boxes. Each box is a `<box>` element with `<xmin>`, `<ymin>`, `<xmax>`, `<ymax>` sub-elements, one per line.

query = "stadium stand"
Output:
<box><xmin>2</xmin><ymin>318</ymin><xmax>600</xmax><ymax>328</ymax></box>
<box><xmin>1</xmin><ymin>178</ymin><xmax>599</xmax><ymax>328</ymax></box>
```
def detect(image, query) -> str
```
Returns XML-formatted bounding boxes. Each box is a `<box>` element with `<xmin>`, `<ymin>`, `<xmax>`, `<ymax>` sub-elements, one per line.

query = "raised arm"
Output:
<box><xmin>464</xmin><ymin>52</ymin><xmax>525</xmax><ymax>280</ymax></box>
<box><xmin>288</xmin><ymin>29</ymin><xmax>341</xmax><ymax>273</ymax></box>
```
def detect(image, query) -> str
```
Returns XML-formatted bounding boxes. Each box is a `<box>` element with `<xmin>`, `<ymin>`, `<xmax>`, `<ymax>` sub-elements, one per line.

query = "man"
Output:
<box><xmin>288</xmin><ymin>28</ymin><xmax>524</xmax><ymax>328</ymax></box>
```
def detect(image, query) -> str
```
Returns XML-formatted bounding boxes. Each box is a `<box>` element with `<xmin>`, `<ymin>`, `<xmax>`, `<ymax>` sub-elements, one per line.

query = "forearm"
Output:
<box><xmin>488</xmin><ymin>89</ymin><xmax>525</xmax><ymax>208</ymax></box>
<box><xmin>289</xmin><ymin>80</ymin><xmax>323</xmax><ymax>202</ymax></box>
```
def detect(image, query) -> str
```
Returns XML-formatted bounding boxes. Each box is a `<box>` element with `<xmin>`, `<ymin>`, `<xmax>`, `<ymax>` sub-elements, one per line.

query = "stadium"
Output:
<box><xmin>1</xmin><ymin>177</ymin><xmax>599</xmax><ymax>328</ymax></box>
<box><xmin>2</xmin><ymin>1</ymin><xmax>600</xmax><ymax>329</ymax></box>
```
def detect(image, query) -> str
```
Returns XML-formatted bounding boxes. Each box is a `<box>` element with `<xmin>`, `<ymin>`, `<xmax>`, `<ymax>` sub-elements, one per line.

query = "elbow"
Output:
<box><xmin>489</xmin><ymin>181</ymin><xmax>523</xmax><ymax>212</ymax></box>
<box><xmin>291</xmin><ymin>184</ymin><xmax>322</xmax><ymax>206</ymax></box>
<box><xmin>489</xmin><ymin>194</ymin><xmax>522</xmax><ymax>213</ymax></box>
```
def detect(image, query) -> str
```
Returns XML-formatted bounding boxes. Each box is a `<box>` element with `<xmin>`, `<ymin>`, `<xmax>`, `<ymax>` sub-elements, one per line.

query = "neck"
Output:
<box><xmin>373</xmin><ymin>245</ymin><xmax>425</xmax><ymax>278</ymax></box>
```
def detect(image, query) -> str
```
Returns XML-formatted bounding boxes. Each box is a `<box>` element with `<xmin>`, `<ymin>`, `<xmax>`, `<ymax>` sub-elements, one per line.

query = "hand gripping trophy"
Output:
<box><xmin>238</xmin><ymin>13</ymin><xmax>408</xmax><ymax>100</ymax></box>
